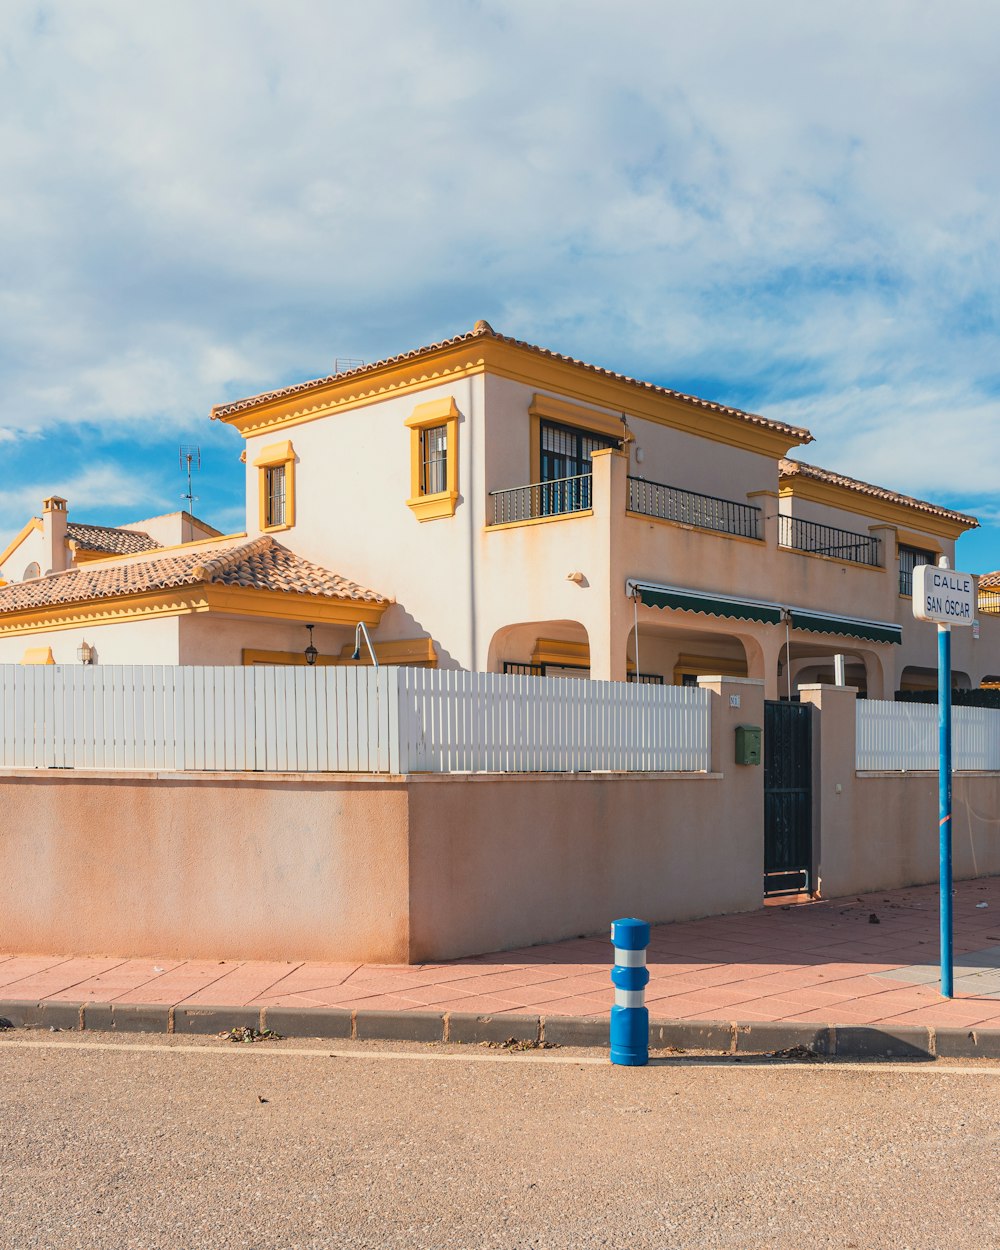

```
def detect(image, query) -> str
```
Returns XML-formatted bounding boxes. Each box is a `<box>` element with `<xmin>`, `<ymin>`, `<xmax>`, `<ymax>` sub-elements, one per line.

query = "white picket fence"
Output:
<box><xmin>0</xmin><ymin>664</ymin><xmax>711</xmax><ymax>775</ymax></box>
<box><xmin>856</xmin><ymin>700</ymin><xmax>1000</xmax><ymax>771</ymax></box>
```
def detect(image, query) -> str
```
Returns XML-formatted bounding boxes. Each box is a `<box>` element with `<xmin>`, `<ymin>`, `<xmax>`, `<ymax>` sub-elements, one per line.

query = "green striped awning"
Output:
<box><xmin>632</xmin><ymin>583</ymin><xmax>783</xmax><ymax>625</ymax></box>
<box><xmin>788</xmin><ymin>611</ymin><xmax>902</xmax><ymax>646</ymax></box>
<box><xmin>630</xmin><ymin>582</ymin><xmax>902</xmax><ymax>645</ymax></box>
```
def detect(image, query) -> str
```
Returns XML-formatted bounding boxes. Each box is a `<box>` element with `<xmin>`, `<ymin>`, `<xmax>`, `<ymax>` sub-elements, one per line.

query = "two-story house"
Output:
<box><xmin>0</xmin><ymin>319</ymin><xmax>993</xmax><ymax>696</ymax></box>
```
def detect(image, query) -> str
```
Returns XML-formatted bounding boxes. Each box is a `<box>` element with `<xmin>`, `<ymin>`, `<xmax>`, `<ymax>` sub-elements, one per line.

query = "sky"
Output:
<box><xmin>2</xmin><ymin>1</ymin><xmax>999</xmax><ymax>568</ymax></box>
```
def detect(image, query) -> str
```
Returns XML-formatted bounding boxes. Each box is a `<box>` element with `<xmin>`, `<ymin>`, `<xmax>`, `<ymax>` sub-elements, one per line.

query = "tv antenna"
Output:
<box><xmin>179</xmin><ymin>445</ymin><xmax>201</xmax><ymax>511</ymax></box>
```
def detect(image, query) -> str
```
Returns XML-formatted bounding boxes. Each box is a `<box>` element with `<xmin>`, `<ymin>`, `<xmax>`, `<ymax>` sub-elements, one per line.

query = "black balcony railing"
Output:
<box><xmin>488</xmin><ymin>473</ymin><xmax>593</xmax><ymax>525</ymax></box>
<box><xmin>779</xmin><ymin>515</ymin><xmax>881</xmax><ymax>567</ymax></box>
<box><xmin>627</xmin><ymin>477</ymin><xmax>762</xmax><ymax>540</ymax></box>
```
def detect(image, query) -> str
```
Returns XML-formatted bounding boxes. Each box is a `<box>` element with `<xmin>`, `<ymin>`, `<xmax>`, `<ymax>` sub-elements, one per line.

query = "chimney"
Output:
<box><xmin>42</xmin><ymin>496</ymin><xmax>69</xmax><ymax>574</ymax></box>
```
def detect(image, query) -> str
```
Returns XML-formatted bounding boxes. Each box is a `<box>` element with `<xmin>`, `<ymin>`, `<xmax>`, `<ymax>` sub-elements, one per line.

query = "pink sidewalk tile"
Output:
<box><xmin>881</xmin><ymin>1003</ymin><xmax>1000</xmax><ymax>1028</ymax></box>
<box><xmin>46</xmin><ymin>960</ymin><xmax>186</xmax><ymax>1002</ymax></box>
<box><xmin>113</xmin><ymin>961</ymin><xmax>244</xmax><ymax>1005</ymax></box>
<box><xmin>183</xmin><ymin>962</ymin><xmax>302</xmax><ymax>1006</ymax></box>
<box><xmin>0</xmin><ymin>956</ymin><xmax>74</xmax><ymax>992</ymax></box>
<box><xmin>3</xmin><ymin>958</ymin><xmax>125</xmax><ymax>1000</ymax></box>
<box><xmin>438</xmin><ymin>993</ymin><xmax>533</xmax><ymax>1014</ymax></box>
<box><xmin>524</xmin><ymin>993</ymin><xmax>612</xmax><ymax>1016</ymax></box>
<box><xmin>655</xmin><ymin>986</ymin><xmax>768</xmax><ymax>1012</ymax></box>
<box><xmin>249</xmin><ymin>963</ymin><xmax>362</xmax><ymax>1000</ymax></box>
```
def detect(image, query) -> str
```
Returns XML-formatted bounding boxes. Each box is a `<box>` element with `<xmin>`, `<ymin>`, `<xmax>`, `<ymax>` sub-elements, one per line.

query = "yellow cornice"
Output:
<box><xmin>0</xmin><ymin>584</ymin><xmax>386</xmax><ymax>637</ymax></box>
<box><xmin>0</xmin><ymin>588</ymin><xmax>212</xmax><ymax>636</ymax></box>
<box><xmin>202</xmin><ymin>585</ymin><xmax>385</xmax><ymax>626</ymax></box>
<box><xmin>220</xmin><ymin>339</ymin><xmax>805</xmax><ymax>459</ymax></box>
<box><xmin>779</xmin><ymin>478</ymin><xmax>970</xmax><ymax>540</ymax></box>
<box><xmin>223</xmin><ymin>348</ymin><xmax>489</xmax><ymax>438</ymax></box>
<box><xmin>0</xmin><ymin>518</ymin><xmax>42</xmax><ymax>570</ymax></box>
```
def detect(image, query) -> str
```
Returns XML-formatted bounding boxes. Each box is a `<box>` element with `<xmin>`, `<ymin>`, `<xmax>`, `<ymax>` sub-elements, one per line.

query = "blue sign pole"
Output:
<box><xmin>939</xmin><ymin>621</ymin><xmax>953</xmax><ymax>998</ymax></box>
<box><xmin>610</xmin><ymin>917</ymin><xmax>650</xmax><ymax>1066</ymax></box>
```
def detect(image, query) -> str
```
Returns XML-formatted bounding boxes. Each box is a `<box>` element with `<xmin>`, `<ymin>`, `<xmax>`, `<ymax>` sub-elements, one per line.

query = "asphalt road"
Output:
<box><xmin>1</xmin><ymin>1032</ymin><xmax>999</xmax><ymax>1249</ymax></box>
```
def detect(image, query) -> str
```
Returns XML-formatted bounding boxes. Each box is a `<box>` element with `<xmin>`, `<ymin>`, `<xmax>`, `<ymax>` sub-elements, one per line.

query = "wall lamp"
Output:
<box><xmin>77</xmin><ymin>640</ymin><xmax>94</xmax><ymax>665</ymax></box>
<box><xmin>304</xmin><ymin>624</ymin><xmax>318</xmax><ymax>666</ymax></box>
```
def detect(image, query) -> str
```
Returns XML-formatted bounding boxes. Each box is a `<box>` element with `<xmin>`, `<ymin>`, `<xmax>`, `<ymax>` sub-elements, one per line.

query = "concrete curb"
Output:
<box><xmin>1</xmin><ymin>1000</ymin><xmax>998</xmax><ymax>1059</ymax></box>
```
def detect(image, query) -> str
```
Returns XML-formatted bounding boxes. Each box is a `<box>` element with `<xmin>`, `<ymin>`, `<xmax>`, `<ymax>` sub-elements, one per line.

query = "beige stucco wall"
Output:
<box><xmin>178</xmin><ymin>614</ymin><xmax>357</xmax><ymax>666</ymax></box>
<box><xmin>120</xmin><ymin>512</ymin><xmax>218</xmax><ymax>546</ymax></box>
<box><xmin>243</xmin><ymin>375</ymin><xmax>486</xmax><ymax>671</ymax></box>
<box><xmin>0</xmin><ymin>616</ymin><xmax>181</xmax><ymax>666</ymax></box>
<box><xmin>803</xmin><ymin>683</ymin><xmax>1000</xmax><ymax>898</ymax></box>
<box><xmin>0</xmin><ymin>764</ymin><xmax>764</xmax><ymax>964</ymax></box>
<box><xmin>0</xmin><ymin>523</ymin><xmax>49</xmax><ymax>582</ymax></box>
<box><xmin>0</xmin><ymin>772</ymin><xmax>411</xmax><ymax>962</ymax></box>
<box><xmin>406</xmin><ymin>772</ymin><xmax>757</xmax><ymax>960</ymax></box>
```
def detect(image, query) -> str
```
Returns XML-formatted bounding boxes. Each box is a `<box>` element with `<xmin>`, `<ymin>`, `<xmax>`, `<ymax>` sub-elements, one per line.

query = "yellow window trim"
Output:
<box><xmin>531</xmin><ymin>638</ymin><xmax>590</xmax><ymax>667</ymax></box>
<box><xmin>253</xmin><ymin>440</ymin><xmax>296</xmax><ymax>532</ymax></box>
<box><xmin>528</xmin><ymin>394</ymin><xmax>625</xmax><ymax>485</ymax></box>
<box><xmin>893</xmin><ymin>529</ymin><xmax>943</xmax><ymax>557</ymax></box>
<box><xmin>530</xmin><ymin>637</ymin><xmax>638</xmax><ymax>673</ymax></box>
<box><xmin>673</xmin><ymin>652</ymin><xmax>748</xmax><ymax>685</ymax></box>
<box><xmin>404</xmin><ymin>397</ymin><xmax>459</xmax><ymax>521</ymax></box>
<box><xmin>243</xmin><ymin>637</ymin><xmax>437</xmax><ymax>668</ymax></box>
<box><xmin>242</xmin><ymin>648</ymin><xmax>339</xmax><ymax>667</ymax></box>
<box><xmin>335</xmin><ymin>637</ymin><xmax>437</xmax><ymax>667</ymax></box>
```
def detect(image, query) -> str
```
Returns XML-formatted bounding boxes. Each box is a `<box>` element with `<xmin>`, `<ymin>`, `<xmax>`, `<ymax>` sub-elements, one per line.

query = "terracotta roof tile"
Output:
<box><xmin>779</xmin><ymin>459</ymin><xmax>979</xmax><ymax>530</ymax></box>
<box><xmin>978</xmin><ymin>571</ymin><xmax>1000</xmax><ymax>589</ymax></box>
<box><xmin>66</xmin><ymin>523</ymin><xmax>159</xmax><ymax>555</ymax></box>
<box><xmin>211</xmin><ymin>319</ymin><xmax>813</xmax><ymax>445</ymax></box>
<box><xmin>0</xmin><ymin>537</ymin><xmax>386</xmax><ymax>614</ymax></box>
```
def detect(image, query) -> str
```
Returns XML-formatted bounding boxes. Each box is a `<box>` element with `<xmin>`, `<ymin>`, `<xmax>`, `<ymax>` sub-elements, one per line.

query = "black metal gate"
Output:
<box><xmin>764</xmin><ymin>700</ymin><xmax>813</xmax><ymax>896</ymax></box>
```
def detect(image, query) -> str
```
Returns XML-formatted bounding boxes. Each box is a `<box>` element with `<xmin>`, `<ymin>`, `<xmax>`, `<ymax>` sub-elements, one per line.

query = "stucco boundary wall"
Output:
<box><xmin>801</xmin><ymin>683</ymin><xmax>1000</xmax><ymax>899</ymax></box>
<box><xmin>0</xmin><ymin>679</ymin><xmax>761</xmax><ymax>963</ymax></box>
<box><xmin>1</xmin><ymin>679</ymin><xmax>997</xmax><ymax>964</ymax></box>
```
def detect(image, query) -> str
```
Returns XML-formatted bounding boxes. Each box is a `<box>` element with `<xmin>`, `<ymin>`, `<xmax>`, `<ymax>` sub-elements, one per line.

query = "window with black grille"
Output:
<box><xmin>899</xmin><ymin>545</ymin><xmax>936</xmax><ymax>596</ymax></box>
<box><xmin>420</xmin><ymin>425</ymin><xmax>448</xmax><ymax>496</ymax></box>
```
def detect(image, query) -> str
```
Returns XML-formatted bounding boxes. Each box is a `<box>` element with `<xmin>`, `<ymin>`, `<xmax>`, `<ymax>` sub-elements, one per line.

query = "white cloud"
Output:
<box><xmin>1</xmin><ymin>463</ymin><xmax>159</xmax><ymax>529</ymax></box>
<box><xmin>0</xmin><ymin>0</ymin><xmax>997</xmax><ymax>547</ymax></box>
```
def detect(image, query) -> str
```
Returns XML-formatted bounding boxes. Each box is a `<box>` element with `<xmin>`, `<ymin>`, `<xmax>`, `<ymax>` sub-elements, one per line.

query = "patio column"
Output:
<box><xmin>589</xmin><ymin>447</ymin><xmax>630</xmax><ymax>682</ymax></box>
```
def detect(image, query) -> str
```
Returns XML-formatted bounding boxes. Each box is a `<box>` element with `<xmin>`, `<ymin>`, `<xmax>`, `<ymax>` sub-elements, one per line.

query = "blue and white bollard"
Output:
<box><xmin>610</xmin><ymin>917</ymin><xmax>650</xmax><ymax>1066</ymax></box>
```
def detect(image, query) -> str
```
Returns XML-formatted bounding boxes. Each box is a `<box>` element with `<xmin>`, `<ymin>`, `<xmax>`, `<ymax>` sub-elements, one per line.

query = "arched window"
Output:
<box><xmin>22</xmin><ymin>562</ymin><xmax>40</xmax><ymax>581</ymax></box>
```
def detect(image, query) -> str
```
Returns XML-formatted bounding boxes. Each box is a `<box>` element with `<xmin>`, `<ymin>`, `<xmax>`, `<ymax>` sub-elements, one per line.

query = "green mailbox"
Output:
<box><xmin>735</xmin><ymin>724</ymin><xmax>762</xmax><ymax>766</ymax></box>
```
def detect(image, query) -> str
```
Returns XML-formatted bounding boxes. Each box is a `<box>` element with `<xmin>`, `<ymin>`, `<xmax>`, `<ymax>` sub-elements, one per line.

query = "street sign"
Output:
<box><xmin>912</xmin><ymin>564</ymin><xmax>976</xmax><ymax>626</ymax></box>
<box><xmin>912</xmin><ymin>559</ymin><xmax>976</xmax><ymax>1001</ymax></box>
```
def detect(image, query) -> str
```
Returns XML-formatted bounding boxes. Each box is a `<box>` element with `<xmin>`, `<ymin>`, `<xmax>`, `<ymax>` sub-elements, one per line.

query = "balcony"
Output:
<box><xmin>488</xmin><ymin>473</ymin><xmax>592</xmax><ymax>525</ymax></box>
<box><xmin>628</xmin><ymin>477</ymin><xmax>762</xmax><ymax>540</ymax></box>
<box><xmin>779</xmin><ymin>515</ymin><xmax>881</xmax><ymax>568</ymax></box>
